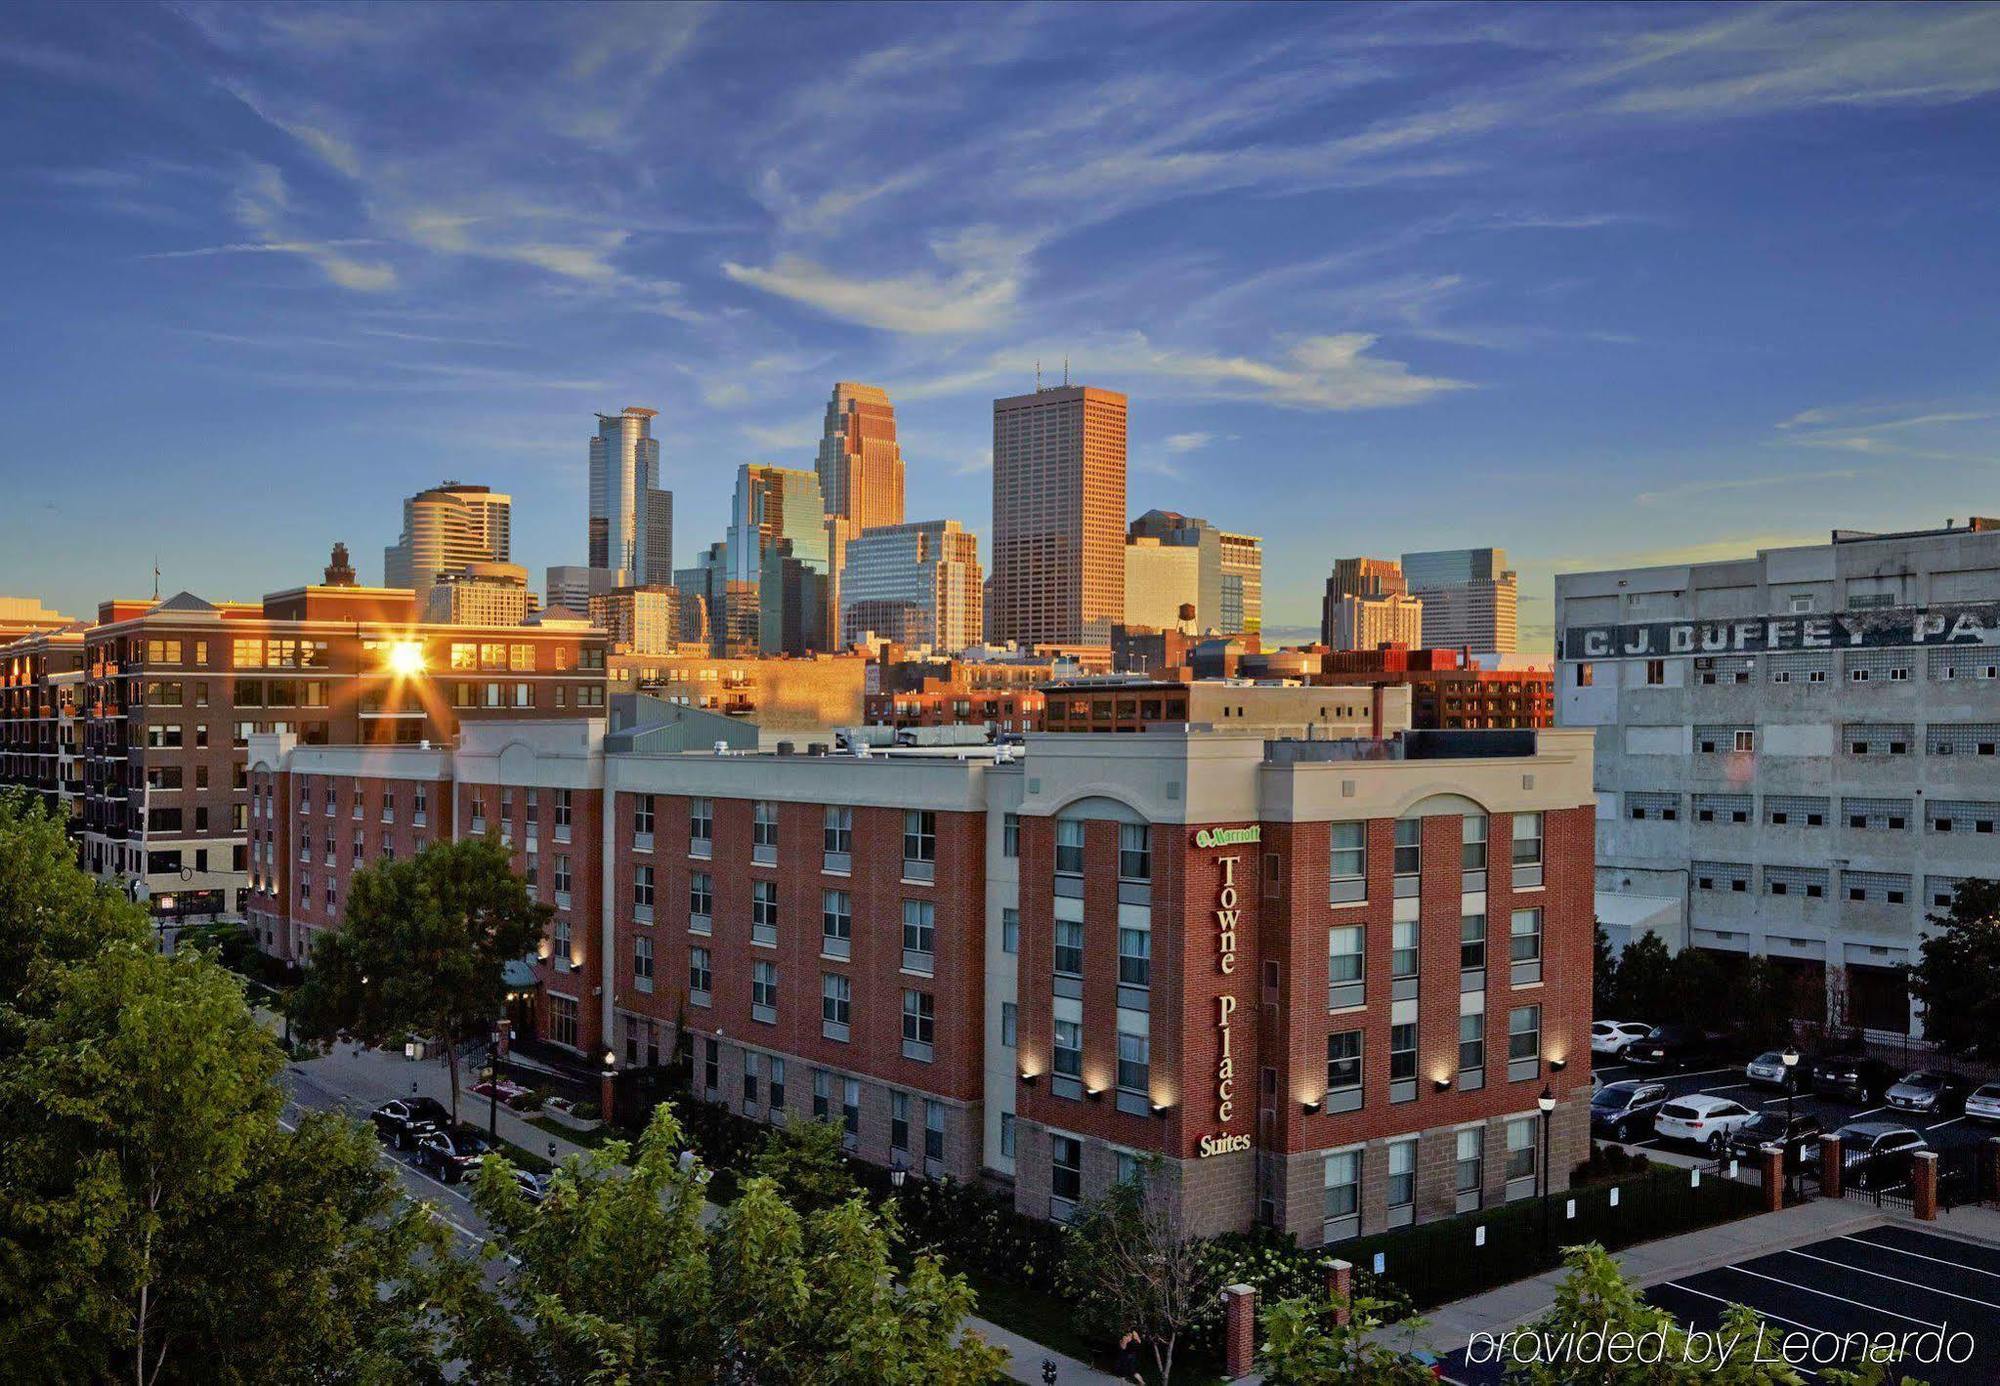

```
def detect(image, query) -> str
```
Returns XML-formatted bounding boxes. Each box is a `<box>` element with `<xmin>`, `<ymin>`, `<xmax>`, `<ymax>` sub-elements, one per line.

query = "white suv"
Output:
<box><xmin>1652</xmin><ymin>1095</ymin><xmax>1758</xmax><ymax>1153</ymax></box>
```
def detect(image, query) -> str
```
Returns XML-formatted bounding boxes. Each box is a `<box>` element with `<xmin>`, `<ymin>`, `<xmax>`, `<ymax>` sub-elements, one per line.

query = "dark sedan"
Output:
<box><xmin>1884</xmin><ymin>1070</ymin><xmax>1969</xmax><ymax>1117</ymax></box>
<box><xmin>1622</xmin><ymin>1024</ymin><xmax>1723</xmax><ymax>1071</ymax></box>
<box><xmin>1725</xmin><ymin>1111</ymin><xmax>1822</xmax><ymax>1165</ymax></box>
<box><xmin>413</xmin><ymin>1125</ymin><xmax>494</xmax><ymax>1183</ymax></box>
<box><xmin>1835</xmin><ymin>1122</ymin><xmax>1928</xmax><ymax>1191</ymax></box>
<box><xmin>1810</xmin><ymin>1055</ymin><xmax>1896</xmax><ymax>1105</ymax></box>
<box><xmin>1590</xmin><ymin>1079</ymin><xmax>1670</xmax><ymax>1142</ymax></box>
<box><xmin>370</xmin><ymin>1097</ymin><xmax>452</xmax><ymax>1149</ymax></box>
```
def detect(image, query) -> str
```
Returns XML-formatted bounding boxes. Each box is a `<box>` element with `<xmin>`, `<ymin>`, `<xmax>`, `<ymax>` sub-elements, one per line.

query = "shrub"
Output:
<box><xmin>1182</xmin><ymin>1228</ymin><xmax>1411</xmax><ymax>1359</ymax></box>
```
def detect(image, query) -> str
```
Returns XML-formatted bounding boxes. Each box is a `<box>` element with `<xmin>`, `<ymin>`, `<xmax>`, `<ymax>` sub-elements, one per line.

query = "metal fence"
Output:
<box><xmin>1341</xmin><ymin>1157</ymin><xmax>1762</xmax><ymax>1311</ymax></box>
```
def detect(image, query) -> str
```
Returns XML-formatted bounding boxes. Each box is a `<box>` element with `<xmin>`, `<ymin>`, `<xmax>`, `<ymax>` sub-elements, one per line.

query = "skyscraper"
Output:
<box><xmin>1400</xmin><ymin>547</ymin><xmax>1518</xmax><ymax>653</ymax></box>
<box><xmin>815</xmin><ymin>382</ymin><xmax>904</xmax><ymax>542</ymax></box>
<box><xmin>727</xmin><ymin>465</ymin><xmax>828</xmax><ymax>583</ymax></box>
<box><xmin>644</xmin><ymin>489</ymin><xmax>675</xmax><ymax>588</ymax></box>
<box><xmin>1127</xmin><ymin>508</ymin><xmax>1264</xmax><ymax>636</ymax></box>
<box><xmin>588</xmin><ymin>407</ymin><xmax>671</xmax><ymax>585</ymax></box>
<box><xmin>1320</xmin><ymin>557</ymin><xmax>1420</xmax><ymax>650</ymax></box>
<box><xmin>384</xmin><ymin>482</ymin><xmax>512</xmax><ymax>608</ymax></box>
<box><xmin>990</xmin><ymin>383</ymin><xmax>1127</xmax><ymax>647</ymax></box>
<box><xmin>839</xmin><ymin>519</ymin><xmax>983</xmax><ymax>651</ymax></box>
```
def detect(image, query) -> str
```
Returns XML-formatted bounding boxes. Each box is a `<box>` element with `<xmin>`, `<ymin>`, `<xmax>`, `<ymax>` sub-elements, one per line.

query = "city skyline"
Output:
<box><xmin>4</xmin><ymin>4</ymin><xmax>1999</xmax><ymax>643</ymax></box>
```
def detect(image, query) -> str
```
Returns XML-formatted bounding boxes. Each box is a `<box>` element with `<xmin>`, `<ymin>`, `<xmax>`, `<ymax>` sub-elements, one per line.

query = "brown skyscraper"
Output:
<box><xmin>990</xmin><ymin>383</ymin><xmax>1127</xmax><ymax>647</ymax></box>
<box><xmin>816</xmin><ymin>382</ymin><xmax>904</xmax><ymax>542</ymax></box>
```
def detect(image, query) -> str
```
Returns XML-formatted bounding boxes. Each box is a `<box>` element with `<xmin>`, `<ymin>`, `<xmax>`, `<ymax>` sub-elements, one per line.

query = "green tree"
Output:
<box><xmin>1906</xmin><ymin>879</ymin><xmax>2000</xmax><ymax>1061</ymax></box>
<box><xmin>1613</xmin><ymin>931</ymin><xmax>1676</xmax><ymax>1023</ymax></box>
<box><xmin>1256</xmin><ymin>1291</ymin><xmax>1434</xmax><ymax>1385</ymax></box>
<box><xmin>1059</xmin><ymin>1167</ymin><xmax>1215</xmax><ymax>1384</ymax></box>
<box><xmin>292</xmin><ymin>835</ymin><xmax>550</xmax><ymax>1121</ymax></box>
<box><xmin>1594</xmin><ymin>922</ymin><xmax>1620</xmax><ymax>1017</ymax></box>
<box><xmin>751</xmin><ymin>1116</ymin><xmax>858</xmax><ymax>1214</ymax></box>
<box><xmin>454</xmin><ymin>1104</ymin><xmax>1007</xmax><ymax>1385</ymax></box>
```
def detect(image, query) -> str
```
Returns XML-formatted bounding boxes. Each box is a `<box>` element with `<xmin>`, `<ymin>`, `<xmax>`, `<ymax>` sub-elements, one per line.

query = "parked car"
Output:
<box><xmin>370</xmin><ymin>1097</ymin><xmax>452</xmax><ymax>1150</ymax></box>
<box><xmin>1744</xmin><ymin>1050</ymin><xmax>1805</xmax><ymax>1090</ymax></box>
<box><xmin>1885</xmin><ymin>1070</ymin><xmax>1969</xmax><ymax>1117</ymax></box>
<box><xmin>1811</xmin><ymin>1054</ymin><xmax>1897</xmax><ymax>1105</ymax></box>
<box><xmin>1624</xmin><ymin>1023</ymin><xmax>1724</xmax><ymax>1070</ymax></box>
<box><xmin>1965</xmin><ymin>1082</ymin><xmax>2000</xmax><ymax>1125</ymax></box>
<box><xmin>1725</xmin><ymin>1110</ymin><xmax>1823</xmax><ymax>1165</ymax></box>
<box><xmin>512</xmin><ymin>1169</ymin><xmax>549</xmax><ymax>1206</ymax></box>
<box><xmin>413</xmin><ymin>1125</ymin><xmax>494</xmax><ymax>1183</ymax></box>
<box><xmin>1653</xmin><ymin>1094</ymin><xmax>1760</xmax><ymax>1153</ymax></box>
<box><xmin>1835</xmin><ymin>1122</ymin><xmax>1928</xmax><ymax>1190</ymax></box>
<box><xmin>1591</xmin><ymin>1021</ymin><xmax>1654</xmax><ymax>1058</ymax></box>
<box><xmin>1590</xmin><ymin>1080</ymin><xmax>1671</xmax><ymax>1142</ymax></box>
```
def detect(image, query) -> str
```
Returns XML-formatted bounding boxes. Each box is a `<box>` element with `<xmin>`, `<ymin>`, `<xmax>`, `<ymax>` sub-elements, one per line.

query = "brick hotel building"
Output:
<box><xmin>246</xmin><ymin>720</ymin><xmax>1594</xmax><ymax>1243</ymax></box>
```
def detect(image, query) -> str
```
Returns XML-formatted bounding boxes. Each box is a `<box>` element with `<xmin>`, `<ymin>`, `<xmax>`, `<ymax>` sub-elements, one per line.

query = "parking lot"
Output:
<box><xmin>1591</xmin><ymin>1051</ymin><xmax>1999</xmax><ymax>1176</ymax></box>
<box><xmin>1648</xmin><ymin>1223</ymin><xmax>2000</xmax><ymax>1383</ymax></box>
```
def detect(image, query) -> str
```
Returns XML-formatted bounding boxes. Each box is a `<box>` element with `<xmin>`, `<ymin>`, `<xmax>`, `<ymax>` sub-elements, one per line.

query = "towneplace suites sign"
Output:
<box><xmin>1561</xmin><ymin>602</ymin><xmax>2000</xmax><ymax>662</ymax></box>
<box><xmin>1194</xmin><ymin>825</ymin><xmax>1259</xmax><ymax>1160</ymax></box>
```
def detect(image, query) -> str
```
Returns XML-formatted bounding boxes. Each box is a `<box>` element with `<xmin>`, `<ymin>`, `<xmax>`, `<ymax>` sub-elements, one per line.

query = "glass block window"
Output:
<box><xmin>1767</xmin><ymin>651</ymin><xmax>1832</xmax><ymax>683</ymax></box>
<box><xmin>1927</xmin><ymin>875</ymin><xmax>1968</xmax><ymax>909</ymax></box>
<box><xmin>1764</xmin><ymin>865</ymin><xmax>1828</xmax><ymax>899</ymax></box>
<box><xmin>1845</xmin><ymin>648</ymin><xmax>1915</xmax><ymax>682</ymax></box>
<box><xmin>1695</xmin><ymin>725</ymin><xmax>1753</xmax><ymax>754</ymax></box>
<box><xmin>1626</xmin><ymin>791</ymin><xmax>1680</xmax><ymax>822</ymax></box>
<box><xmin>1843</xmin><ymin>797</ymin><xmax>1912</xmax><ymax>831</ymax></box>
<box><xmin>1843</xmin><ymin>870</ymin><xmax>1911</xmax><ymax>905</ymax></box>
<box><xmin>1692</xmin><ymin>860</ymin><xmax>1752</xmax><ymax>892</ymax></box>
<box><xmin>1929</xmin><ymin>647</ymin><xmax>2000</xmax><ymax>681</ymax></box>
<box><xmin>1927</xmin><ymin>723</ymin><xmax>2000</xmax><ymax>757</ymax></box>
<box><xmin>1695</xmin><ymin>655</ymin><xmax>1755</xmax><ymax>686</ymax></box>
<box><xmin>1844</xmin><ymin>723</ymin><xmax>1914</xmax><ymax>756</ymax></box>
<box><xmin>1927</xmin><ymin>800</ymin><xmax>2000</xmax><ymax>834</ymax></box>
<box><xmin>1693</xmin><ymin>794</ymin><xmax>1751</xmax><ymax>824</ymax></box>
<box><xmin>1764</xmin><ymin>795</ymin><xmax>1828</xmax><ymax>827</ymax></box>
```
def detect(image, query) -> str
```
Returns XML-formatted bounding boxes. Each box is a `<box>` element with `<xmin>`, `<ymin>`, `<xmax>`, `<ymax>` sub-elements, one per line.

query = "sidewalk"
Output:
<box><xmin>278</xmin><ymin>1030</ymin><xmax>1118</xmax><ymax>1384</ymax></box>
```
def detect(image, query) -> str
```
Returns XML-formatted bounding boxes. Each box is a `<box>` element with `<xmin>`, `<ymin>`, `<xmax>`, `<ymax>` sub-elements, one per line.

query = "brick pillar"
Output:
<box><xmin>1325</xmin><ymin>1258</ymin><xmax>1354</xmax><ymax>1326</ymax></box>
<box><xmin>1818</xmin><ymin>1133</ymin><xmax>1843</xmax><ymax>1201</ymax></box>
<box><xmin>1759</xmin><ymin>1143</ymin><xmax>1785</xmax><ymax>1214</ymax></box>
<box><xmin>1222</xmin><ymin>1283</ymin><xmax>1257</xmax><ymax>1379</ymax></box>
<box><xmin>1912</xmin><ymin>1151</ymin><xmax>1938</xmax><ymax>1222</ymax></box>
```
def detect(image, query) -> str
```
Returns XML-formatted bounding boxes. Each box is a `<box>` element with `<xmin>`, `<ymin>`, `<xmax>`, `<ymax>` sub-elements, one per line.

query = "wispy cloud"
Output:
<box><xmin>1636</xmin><ymin>468</ymin><xmax>1862</xmax><ymax>506</ymax></box>
<box><xmin>1164</xmin><ymin>432</ymin><xmax>1216</xmax><ymax>454</ymax></box>
<box><xmin>724</xmin><ymin>227</ymin><xmax>1029</xmax><ymax>335</ymax></box>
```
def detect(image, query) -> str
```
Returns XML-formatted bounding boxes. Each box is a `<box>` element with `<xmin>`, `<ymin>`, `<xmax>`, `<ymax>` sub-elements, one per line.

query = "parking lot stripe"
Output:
<box><xmin>1781</xmin><ymin>1248</ymin><xmax>2000</xmax><ymax>1313</ymax></box>
<box><xmin>1924</xmin><ymin>1116</ymin><xmax>1966</xmax><ymax>1133</ymax></box>
<box><xmin>1714</xmin><ymin>1265</ymin><xmax>1943</xmax><ymax>1330</ymax></box>
<box><xmin>1837</xmin><ymin>1234</ymin><xmax>2000</xmax><ymax>1283</ymax></box>
<box><xmin>1652</xmin><ymin>1282</ymin><xmax>1824</xmax><ymax>1378</ymax></box>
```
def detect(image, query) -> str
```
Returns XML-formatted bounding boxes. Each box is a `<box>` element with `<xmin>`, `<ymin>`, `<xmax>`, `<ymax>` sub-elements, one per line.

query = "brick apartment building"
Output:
<box><xmin>246</xmin><ymin>720</ymin><xmax>1594</xmax><ymax>1246</ymax></box>
<box><xmin>863</xmin><ymin>676</ymin><xmax>1047</xmax><ymax>732</ymax></box>
<box><xmin>0</xmin><ymin>575</ymin><xmax>609</xmax><ymax>926</ymax></box>
<box><xmin>1313</xmin><ymin>647</ymin><xmax>1554</xmax><ymax>730</ymax></box>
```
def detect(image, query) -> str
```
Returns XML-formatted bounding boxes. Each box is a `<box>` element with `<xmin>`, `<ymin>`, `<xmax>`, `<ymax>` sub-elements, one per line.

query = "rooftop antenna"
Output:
<box><xmin>1035</xmin><ymin>358</ymin><xmax>1041</xmax><ymax>391</ymax></box>
<box><xmin>152</xmin><ymin>556</ymin><xmax>160</xmax><ymax>602</ymax></box>
<box><xmin>1063</xmin><ymin>354</ymin><xmax>1070</xmax><ymax>387</ymax></box>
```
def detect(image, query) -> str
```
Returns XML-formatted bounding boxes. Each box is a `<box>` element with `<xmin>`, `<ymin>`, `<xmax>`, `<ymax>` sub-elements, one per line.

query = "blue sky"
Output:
<box><xmin>3</xmin><ymin>2</ymin><xmax>1998</xmax><ymax>647</ymax></box>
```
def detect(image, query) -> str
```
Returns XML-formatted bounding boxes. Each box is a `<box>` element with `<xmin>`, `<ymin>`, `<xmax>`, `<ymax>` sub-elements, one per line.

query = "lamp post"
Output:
<box><xmin>600</xmin><ymin>1049</ymin><xmax>617</xmax><ymax>1128</ymax></box>
<box><xmin>1781</xmin><ymin>1045</ymin><xmax>1800</xmax><ymax>1200</ymax></box>
<box><xmin>1537</xmin><ymin>1085</ymin><xmax>1556</xmax><ymax>1257</ymax></box>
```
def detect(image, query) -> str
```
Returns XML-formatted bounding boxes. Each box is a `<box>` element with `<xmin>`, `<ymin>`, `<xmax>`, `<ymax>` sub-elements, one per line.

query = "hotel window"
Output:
<box><xmin>1002</xmin><ymin>812</ymin><xmax>1019</xmax><ymax>858</ymax></box>
<box><xmin>1050</xmin><ymin>1134</ymin><xmax>1083</xmax><ymax>1220</ymax></box>
<box><xmin>414</xmin><ymin>784</ymin><xmax>428</xmax><ymax>825</ymax></box>
<box><xmin>1054</xmin><ymin>918</ymin><xmax>1084</xmax><ymax>978</ymax></box>
<box><xmin>1002</xmin><ymin>907</ymin><xmax>1019</xmax><ymax>955</ymax></box>
<box><xmin>553</xmin><ymin>854</ymin><xmax>572</xmax><ymax>900</ymax></box>
<box><xmin>891</xmin><ymin>1091</ymin><xmax>910</xmax><ymax>1152</ymax></box>
<box><xmin>1322</xmin><ymin>1149</ymin><xmax>1361</xmax><ymax>1243</ymax></box>
<box><xmin>690</xmin><ymin>798</ymin><xmax>712</xmax><ymax>855</ymax></box>
<box><xmin>1456</xmin><ymin>1128</ymin><xmax>1484</xmax><ymax>1212</ymax></box>
<box><xmin>552</xmin><ymin>916</ymin><xmax>572</xmax><ymax>971</ymax></box>
<box><xmin>634</xmin><ymin>936</ymin><xmax>654</xmax><ymax>993</ymax></box>
<box><xmin>689</xmin><ymin>872</ymin><xmax>713</xmax><ymax>931</ymax></box>
<box><xmin>1462</xmin><ymin>814</ymin><xmax>1488</xmax><ymax>877</ymax></box>
<box><xmin>688</xmin><ymin>947</ymin><xmax>712</xmax><ymax>1004</ymax></box>
<box><xmin>1508</xmin><ymin>1005</ymin><xmax>1542</xmax><ymax>1081</ymax></box>
<box><xmin>902</xmin><ymin>900</ymin><xmax>935</xmax><ymax>972</ymax></box>
<box><xmin>752</xmin><ymin>961</ymin><xmax>778</xmax><ymax>1023</ymax></box>
<box><xmin>839</xmin><ymin>1077</ymin><xmax>857</xmax><ymax>1136</ymax></box>
<box><xmin>742</xmin><ymin>1051</ymin><xmax>760</xmax><ymax>1108</ymax></box>
<box><xmin>1055</xmin><ymin>818</ymin><xmax>1085</xmax><ymax>875</ymax></box>
<box><xmin>1118</xmin><ymin>823</ymin><xmax>1150</xmax><ymax>881</ymax></box>
<box><xmin>634</xmin><ymin>795</ymin><xmax>655</xmax><ymax>847</ymax></box>
<box><xmin>1387</xmin><ymin>1139</ymin><xmax>1418</xmax><ymax>1227</ymax></box>
<box><xmin>1329</xmin><ymin>822</ymin><xmax>1366</xmax><ymax>903</ymax></box>
<box><xmin>1511</xmin><ymin>812</ymin><xmax>1543</xmax><ymax>887</ymax></box>
<box><xmin>752</xmin><ymin>880</ymin><xmax>779</xmax><ymax>946</ymax></box>
<box><xmin>554</xmin><ymin>789</ymin><xmax>572</xmax><ymax>841</ymax></box>
<box><xmin>822</xmin><ymin>805</ymin><xmax>851</xmax><ymax>861</ymax></box>
<box><xmin>903</xmin><ymin>810</ymin><xmax>936</xmax><ymax>879</ymax></box>
<box><xmin>1117</xmin><ymin>1020</ymin><xmax>1149</xmax><ymax>1097</ymax></box>
<box><xmin>1510</xmin><ymin>908</ymin><xmax>1543</xmax><ymax>984</ymax></box>
<box><xmin>1000</xmin><ymin>1112</ymin><xmax>1016</xmax><ymax>1160</ymax></box>
<box><xmin>901</xmin><ymin>989</ymin><xmax>934</xmax><ymax>1062</ymax></box>
<box><xmin>1325</xmin><ymin>1031</ymin><xmax>1363</xmax><ymax>1110</ymax></box>
<box><xmin>752</xmin><ymin>801</ymin><xmax>778</xmax><ymax>864</ymax></box>
<box><xmin>1001</xmin><ymin>1001</ymin><xmax>1018</xmax><ymax>1048</ymax></box>
<box><xmin>1328</xmin><ymin>924</ymin><xmax>1365</xmax><ymax>1009</ymax></box>
<box><xmin>549</xmin><ymin>995</ymin><xmax>578</xmax><ymax>1050</ymax></box>
<box><xmin>924</xmin><ymin>1099</ymin><xmax>945</xmax><ymax>1164</ymax></box>
<box><xmin>1459</xmin><ymin>1009</ymin><xmax>1486</xmax><ymax>1078</ymax></box>
<box><xmin>1389</xmin><ymin>1022</ymin><xmax>1417</xmax><ymax>1095</ymax></box>
<box><xmin>821</xmin><ymin>890</ymin><xmax>851</xmax><ymax>958</ymax></box>
<box><xmin>812</xmin><ymin>1070</ymin><xmax>831</xmax><ymax>1121</ymax></box>
<box><xmin>768</xmin><ymin>1057</ymin><xmax>785</xmax><ymax>1114</ymax></box>
<box><xmin>1393</xmin><ymin>817</ymin><xmax>1421</xmax><ymax>880</ymax></box>
<box><xmin>1117</xmin><ymin>925</ymin><xmax>1150</xmax><ymax>989</ymax></box>
<box><xmin>1506</xmin><ymin>1118</ymin><xmax>1537</xmax><ymax>1197</ymax></box>
<box><xmin>1391</xmin><ymin>919</ymin><xmax>1419</xmax><ymax>984</ymax></box>
<box><xmin>633</xmin><ymin>865</ymin><xmax>654</xmax><ymax>923</ymax></box>
<box><xmin>820</xmin><ymin>974</ymin><xmax>850</xmax><ymax>1039</ymax></box>
<box><xmin>1053</xmin><ymin>1016</ymin><xmax>1083</xmax><ymax>1081</ymax></box>
<box><xmin>524</xmin><ymin>789</ymin><xmax>537</xmax><ymax>825</ymax></box>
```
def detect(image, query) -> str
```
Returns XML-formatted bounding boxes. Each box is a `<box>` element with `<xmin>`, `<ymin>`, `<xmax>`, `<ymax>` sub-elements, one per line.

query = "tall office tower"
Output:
<box><xmin>588</xmin><ymin>406</ymin><xmax>663</xmax><ymax>582</ymax></box>
<box><xmin>384</xmin><ymin>482</ymin><xmax>512</xmax><ymax>608</ymax></box>
<box><xmin>839</xmin><ymin>520</ymin><xmax>983</xmax><ymax>651</ymax></box>
<box><xmin>546</xmin><ymin>564</ymin><xmax>614</xmax><ymax>617</ymax></box>
<box><xmin>816</xmin><ymin>382</ymin><xmax>904</xmax><ymax>542</ymax></box>
<box><xmin>990</xmin><ymin>383</ymin><xmax>1128</xmax><ymax>647</ymax></box>
<box><xmin>1123</xmin><ymin>537</ymin><xmax>1200</xmax><ymax>631</ymax></box>
<box><xmin>1320</xmin><ymin>557</ymin><xmax>1419</xmax><ymax>650</ymax></box>
<box><xmin>1325</xmin><ymin>556</ymin><xmax>1406</xmax><ymax>602</ymax></box>
<box><xmin>1402</xmin><ymin>547</ymin><xmax>1519</xmax><ymax>654</ymax></box>
<box><xmin>1127</xmin><ymin>509</ymin><xmax>1264</xmax><ymax>636</ymax></box>
<box><xmin>759</xmin><ymin>543</ymin><xmax>830</xmax><ymax>656</ymax></box>
<box><xmin>727</xmin><ymin>465</ymin><xmax>828</xmax><ymax>583</ymax></box>
<box><xmin>644</xmin><ymin>488</ymin><xmax>675</xmax><ymax>587</ymax></box>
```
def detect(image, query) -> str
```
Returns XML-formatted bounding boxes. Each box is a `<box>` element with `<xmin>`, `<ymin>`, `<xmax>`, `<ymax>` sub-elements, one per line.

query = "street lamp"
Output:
<box><xmin>1781</xmin><ymin>1046</ymin><xmax>1801</xmax><ymax>1200</ymax></box>
<box><xmin>890</xmin><ymin>1158</ymin><xmax>908</xmax><ymax>1190</ymax></box>
<box><xmin>1537</xmin><ymin>1086</ymin><xmax>1556</xmax><ymax>1258</ymax></box>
